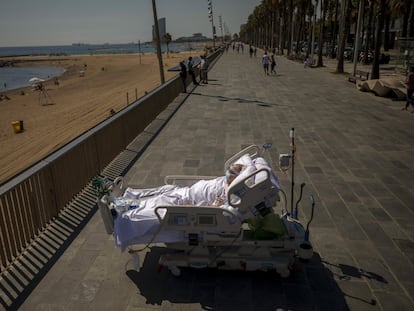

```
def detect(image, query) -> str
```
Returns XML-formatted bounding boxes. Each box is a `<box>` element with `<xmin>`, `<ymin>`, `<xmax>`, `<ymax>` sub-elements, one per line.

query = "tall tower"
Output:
<box><xmin>152</xmin><ymin>17</ymin><xmax>166</xmax><ymax>41</ymax></box>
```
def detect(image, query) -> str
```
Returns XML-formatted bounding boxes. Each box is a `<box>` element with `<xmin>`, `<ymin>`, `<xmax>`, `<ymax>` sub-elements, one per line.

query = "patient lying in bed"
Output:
<box><xmin>113</xmin><ymin>156</ymin><xmax>280</xmax><ymax>250</ymax></box>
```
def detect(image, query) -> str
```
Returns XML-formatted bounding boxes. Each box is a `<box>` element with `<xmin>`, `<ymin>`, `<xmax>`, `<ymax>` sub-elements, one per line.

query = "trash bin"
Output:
<box><xmin>12</xmin><ymin>120</ymin><xmax>24</xmax><ymax>133</ymax></box>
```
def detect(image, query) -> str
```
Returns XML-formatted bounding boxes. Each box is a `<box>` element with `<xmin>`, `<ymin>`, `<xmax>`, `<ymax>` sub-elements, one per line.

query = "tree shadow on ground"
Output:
<box><xmin>191</xmin><ymin>92</ymin><xmax>286</xmax><ymax>107</ymax></box>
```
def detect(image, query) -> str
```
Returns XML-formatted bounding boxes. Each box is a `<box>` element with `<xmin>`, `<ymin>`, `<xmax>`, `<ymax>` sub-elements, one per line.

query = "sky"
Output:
<box><xmin>0</xmin><ymin>0</ymin><xmax>261</xmax><ymax>47</ymax></box>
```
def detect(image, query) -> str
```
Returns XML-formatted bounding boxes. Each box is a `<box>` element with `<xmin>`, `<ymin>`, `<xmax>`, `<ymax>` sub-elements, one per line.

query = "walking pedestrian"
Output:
<box><xmin>179</xmin><ymin>61</ymin><xmax>187</xmax><ymax>93</ymax></box>
<box><xmin>402</xmin><ymin>66</ymin><xmax>414</xmax><ymax>113</ymax></box>
<box><xmin>270</xmin><ymin>54</ymin><xmax>277</xmax><ymax>75</ymax></box>
<box><xmin>262</xmin><ymin>51</ymin><xmax>271</xmax><ymax>75</ymax></box>
<box><xmin>188</xmin><ymin>57</ymin><xmax>199</xmax><ymax>85</ymax></box>
<box><xmin>200</xmin><ymin>55</ymin><xmax>209</xmax><ymax>84</ymax></box>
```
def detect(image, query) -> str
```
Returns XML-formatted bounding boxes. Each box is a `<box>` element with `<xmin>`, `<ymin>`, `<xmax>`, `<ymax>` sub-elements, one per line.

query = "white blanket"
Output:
<box><xmin>113</xmin><ymin>176</ymin><xmax>227</xmax><ymax>250</ymax></box>
<box><xmin>113</xmin><ymin>156</ymin><xmax>280</xmax><ymax>251</ymax></box>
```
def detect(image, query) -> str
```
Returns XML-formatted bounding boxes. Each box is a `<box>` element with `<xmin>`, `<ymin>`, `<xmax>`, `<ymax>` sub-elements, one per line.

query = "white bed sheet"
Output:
<box><xmin>113</xmin><ymin>176</ymin><xmax>227</xmax><ymax>251</ymax></box>
<box><xmin>112</xmin><ymin>155</ymin><xmax>280</xmax><ymax>251</ymax></box>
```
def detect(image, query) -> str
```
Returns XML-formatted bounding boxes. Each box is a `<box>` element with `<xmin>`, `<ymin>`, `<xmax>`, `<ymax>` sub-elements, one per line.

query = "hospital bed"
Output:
<box><xmin>98</xmin><ymin>144</ymin><xmax>315</xmax><ymax>278</ymax></box>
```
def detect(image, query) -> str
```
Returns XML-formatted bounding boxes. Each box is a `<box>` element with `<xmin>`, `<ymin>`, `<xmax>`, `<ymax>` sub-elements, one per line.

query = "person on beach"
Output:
<box><xmin>402</xmin><ymin>66</ymin><xmax>414</xmax><ymax>113</ymax></box>
<box><xmin>262</xmin><ymin>51</ymin><xmax>271</xmax><ymax>75</ymax></box>
<box><xmin>179</xmin><ymin>61</ymin><xmax>187</xmax><ymax>93</ymax></box>
<box><xmin>187</xmin><ymin>57</ymin><xmax>199</xmax><ymax>86</ymax></box>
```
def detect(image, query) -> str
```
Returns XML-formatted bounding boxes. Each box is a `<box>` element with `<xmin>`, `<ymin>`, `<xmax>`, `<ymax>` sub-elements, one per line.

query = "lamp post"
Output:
<box><xmin>138</xmin><ymin>39</ymin><xmax>142</xmax><ymax>65</ymax></box>
<box><xmin>207</xmin><ymin>0</ymin><xmax>216</xmax><ymax>48</ymax></box>
<box><xmin>152</xmin><ymin>0</ymin><xmax>165</xmax><ymax>84</ymax></box>
<box><xmin>219</xmin><ymin>15</ymin><xmax>224</xmax><ymax>44</ymax></box>
<box><xmin>290</xmin><ymin>8</ymin><xmax>295</xmax><ymax>53</ymax></box>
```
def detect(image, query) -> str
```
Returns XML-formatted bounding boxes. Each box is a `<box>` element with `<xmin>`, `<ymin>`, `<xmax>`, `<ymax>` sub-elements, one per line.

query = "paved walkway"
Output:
<box><xmin>20</xmin><ymin>50</ymin><xmax>414</xmax><ymax>311</ymax></box>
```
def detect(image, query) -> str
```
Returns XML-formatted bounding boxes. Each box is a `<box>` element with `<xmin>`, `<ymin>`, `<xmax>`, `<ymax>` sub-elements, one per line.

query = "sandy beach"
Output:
<box><xmin>0</xmin><ymin>51</ymin><xmax>202</xmax><ymax>184</ymax></box>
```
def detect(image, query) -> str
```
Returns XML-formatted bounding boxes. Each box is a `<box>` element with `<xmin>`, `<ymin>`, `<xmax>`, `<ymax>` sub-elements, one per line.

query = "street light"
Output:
<box><xmin>152</xmin><ymin>0</ymin><xmax>165</xmax><ymax>84</ymax></box>
<box><xmin>207</xmin><ymin>0</ymin><xmax>215</xmax><ymax>48</ymax></box>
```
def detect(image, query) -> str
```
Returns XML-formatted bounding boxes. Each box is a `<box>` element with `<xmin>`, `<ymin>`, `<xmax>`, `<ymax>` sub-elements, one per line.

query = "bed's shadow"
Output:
<box><xmin>126</xmin><ymin>247</ymin><xmax>378</xmax><ymax>310</ymax></box>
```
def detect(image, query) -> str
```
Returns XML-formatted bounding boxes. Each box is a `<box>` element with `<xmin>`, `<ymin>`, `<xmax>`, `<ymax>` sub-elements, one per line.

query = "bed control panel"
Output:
<box><xmin>161</xmin><ymin>206</ymin><xmax>240</xmax><ymax>235</ymax></box>
<box><xmin>197</xmin><ymin>214</ymin><xmax>216</xmax><ymax>226</ymax></box>
<box><xmin>170</xmin><ymin>214</ymin><xmax>189</xmax><ymax>226</ymax></box>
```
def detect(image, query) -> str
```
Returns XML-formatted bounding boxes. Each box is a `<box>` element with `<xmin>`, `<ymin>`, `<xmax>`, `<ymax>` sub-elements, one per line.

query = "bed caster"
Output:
<box><xmin>169</xmin><ymin>266</ymin><xmax>181</xmax><ymax>277</ymax></box>
<box><xmin>132</xmin><ymin>254</ymin><xmax>140</xmax><ymax>272</ymax></box>
<box><xmin>278</xmin><ymin>268</ymin><xmax>290</xmax><ymax>278</ymax></box>
<box><xmin>298</xmin><ymin>242</ymin><xmax>313</xmax><ymax>261</ymax></box>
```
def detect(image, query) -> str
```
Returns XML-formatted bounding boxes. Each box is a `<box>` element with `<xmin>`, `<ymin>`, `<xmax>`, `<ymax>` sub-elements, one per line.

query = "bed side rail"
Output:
<box><xmin>154</xmin><ymin>205</ymin><xmax>241</xmax><ymax>237</ymax></box>
<box><xmin>227</xmin><ymin>168</ymin><xmax>279</xmax><ymax>217</ymax></box>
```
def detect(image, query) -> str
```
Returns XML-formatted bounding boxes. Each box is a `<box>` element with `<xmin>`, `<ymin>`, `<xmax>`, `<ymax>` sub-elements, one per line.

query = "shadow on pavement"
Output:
<box><xmin>124</xmin><ymin>247</ymin><xmax>382</xmax><ymax>310</ymax></box>
<box><xmin>191</xmin><ymin>92</ymin><xmax>286</xmax><ymax>107</ymax></box>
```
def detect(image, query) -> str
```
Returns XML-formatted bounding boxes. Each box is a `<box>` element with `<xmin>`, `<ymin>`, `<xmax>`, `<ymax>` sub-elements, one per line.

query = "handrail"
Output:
<box><xmin>0</xmin><ymin>48</ymin><xmax>223</xmax><ymax>274</ymax></box>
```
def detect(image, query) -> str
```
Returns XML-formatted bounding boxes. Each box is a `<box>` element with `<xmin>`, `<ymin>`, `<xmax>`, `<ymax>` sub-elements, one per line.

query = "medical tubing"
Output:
<box><xmin>290</xmin><ymin>128</ymin><xmax>295</xmax><ymax>215</ymax></box>
<box><xmin>294</xmin><ymin>183</ymin><xmax>306</xmax><ymax>220</ymax></box>
<box><xmin>128</xmin><ymin>207</ymin><xmax>168</xmax><ymax>254</ymax></box>
<box><xmin>305</xmin><ymin>195</ymin><xmax>316</xmax><ymax>242</ymax></box>
<box><xmin>208</xmin><ymin>228</ymin><xmax>243</xmax><ymax>266</ymax></box>
<box><xmin>278</xmin><ymin>188</ymin><xmax>288</xmax><ymax>214</ymax></box>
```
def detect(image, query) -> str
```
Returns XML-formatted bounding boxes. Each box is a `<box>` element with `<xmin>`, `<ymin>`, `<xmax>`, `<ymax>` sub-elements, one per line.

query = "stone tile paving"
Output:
<box><xmin>19</xmin><ymin>49</ymin><xmax>414</xmax><ymax>311</ymax></box>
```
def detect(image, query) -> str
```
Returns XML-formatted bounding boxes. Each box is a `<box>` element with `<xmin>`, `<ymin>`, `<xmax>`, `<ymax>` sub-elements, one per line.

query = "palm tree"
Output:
<box><xmin>163</xmin><ymin>33</ymin><xmax>172</xmax><ymax>57</ymax></box>
<box><xmin>317</xmin><ymin>0</ymin><xmax>328</xmax><ymax>67</ymax></box>
<box><xmin>371</xmin><ymin>0</ymin><xmax>386</xmax><ymax>79</ymax></box>
<box><xmin>390</xmin><ymin>0</ymin><xmax>414</xmax><ymax>38</ymax></box>
<box><xmin>336</xmin><ymin>0</ymin><xmax>352</xmax><ymax>73</ymax></box>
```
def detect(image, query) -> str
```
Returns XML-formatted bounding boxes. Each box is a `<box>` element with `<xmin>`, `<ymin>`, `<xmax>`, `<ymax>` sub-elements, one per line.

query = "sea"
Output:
<box><xmin>0</xmin><ymin>42</ymin><xmax>196</xmax><ymax>92</ymax></box>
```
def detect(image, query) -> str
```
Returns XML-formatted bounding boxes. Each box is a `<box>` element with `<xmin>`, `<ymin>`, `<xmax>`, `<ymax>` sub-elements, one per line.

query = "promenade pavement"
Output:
<box><xmin>19</xmin><ymin>49</ymin><xmax>414</xmax><ymax>311</ymax></box>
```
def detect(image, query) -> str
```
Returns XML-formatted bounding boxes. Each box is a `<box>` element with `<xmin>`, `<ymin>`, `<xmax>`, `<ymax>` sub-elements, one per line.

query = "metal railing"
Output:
<box><xmin>0</xmin><ymin>49</ymin><xmax>222</xmax><ymax>275</ymax></box>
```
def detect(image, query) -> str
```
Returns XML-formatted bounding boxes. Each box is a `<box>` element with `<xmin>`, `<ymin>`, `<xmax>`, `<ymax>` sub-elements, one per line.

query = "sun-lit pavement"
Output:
<box><xmin>19</xmin><ymin>48</ymin><xmax>414</xmax><ymax>311</ymax></box>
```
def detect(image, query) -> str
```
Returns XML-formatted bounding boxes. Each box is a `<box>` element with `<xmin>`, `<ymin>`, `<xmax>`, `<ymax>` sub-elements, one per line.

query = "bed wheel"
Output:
<box><xmin>132</xmin><ymin>254</ymin><xmax>140</xmax><ymax>272</ymax></box>
<box><xmin>169</xmin><ymin>266</ymin><xmax>181</xmax><ymax>277</ymax></box>
<box><xmin>279</xmin><ymin>268</ymin><xmax>290</xmax><ymax>278</ymax></box>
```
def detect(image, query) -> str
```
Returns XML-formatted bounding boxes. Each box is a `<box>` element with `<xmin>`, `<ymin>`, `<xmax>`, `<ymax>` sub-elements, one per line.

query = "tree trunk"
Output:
<box><xmin>371</xmin><ymin>0</ymin><xmax>386</xmax><ymax>80</ymax></box>
<box><xmin>336</xmin><ymin>0</ymin><xmax>351</xmax><ymax>73</ymax></box>
<box><xmin>409</xmin><ymin>1</ymin><xmax>414</xmax><ymax>37</ymax></box>
<box><xmin>331</xmin><ymin>0</ymin><xmax>339</xmax><ymax>58</ymax></box>
<box><xmin>363</xmin><ymin>1</ymin><xmax>374</xmax><ymax>65</ymax></box>
<box><xmin>287</xmin><ymin>0</ymin><xmax>294</xmax><ymax>55</ymax></box>
<box><xmin>317</xmin><ymin>0</ymin><xmax>327</xmax><ymax>67</ymax></box>
<box><xmin>383</xmin><ymin>6</ymin><xmax>390</xmax><ymax>51</ymax></box>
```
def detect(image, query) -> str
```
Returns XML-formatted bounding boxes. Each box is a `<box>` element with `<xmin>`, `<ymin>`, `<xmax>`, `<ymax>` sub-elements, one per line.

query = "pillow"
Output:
<box><xmin>233</xmin><ymin>154</ymin><xmax>254</xmax><ymax>167</ymax></box>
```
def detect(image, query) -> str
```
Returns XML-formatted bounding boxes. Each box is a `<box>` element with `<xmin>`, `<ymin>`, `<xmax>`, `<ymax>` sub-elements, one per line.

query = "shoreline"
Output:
<box><xmin>0</xmin><ymin>51</ymin><xmax>204</xmax><ymax>184</ymax></box>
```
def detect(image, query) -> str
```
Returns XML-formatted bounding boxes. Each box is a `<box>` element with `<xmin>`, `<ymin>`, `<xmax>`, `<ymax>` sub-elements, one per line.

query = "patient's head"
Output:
<box><xmin>225</xmin><ymin>164</ymin><xmax>244</xmax><ymax>185</ymax></box>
